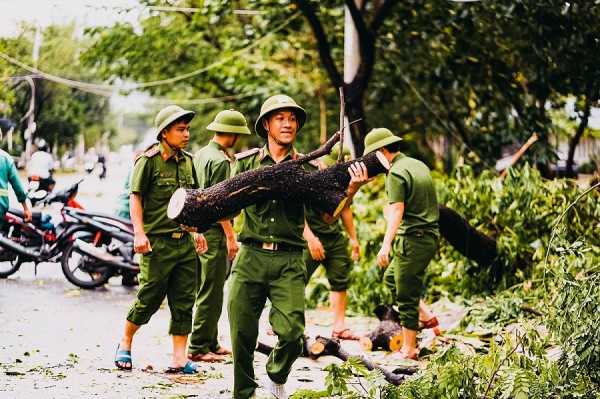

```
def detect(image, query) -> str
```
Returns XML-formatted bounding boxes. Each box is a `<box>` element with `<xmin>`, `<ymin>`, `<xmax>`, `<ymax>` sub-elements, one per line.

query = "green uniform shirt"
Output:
<box><xmin>386</xmin><ymin>153</ymin><xmax>439</xmax><ymax>236</ymax></box>
<box><xmin>194</xmin><ymin>140</ymin><xmax>232</xmax><ymax>189</ymax></box>
<box><xmin>232</xmin><ymin>145</ymin><xmax>307</xmax><ymax>248</ymax></box>
<box><xmin>194</xmin><ymin>140</ymin><xmax>233</xmax><ymax>229</ymax></box>
<box><xmin>130</xmin><ymin>143</ymin><xmax>198</xmax><ymax>235</ymax></box>
<box><xmin>303</xmin><ymin>162</ymin><xmax>343</xmax><ymax>235</ymax></box>
<box><xmin>0</xmin><ymin>149</ymin><xmax>27</xmax><ymax>215</ymax></box>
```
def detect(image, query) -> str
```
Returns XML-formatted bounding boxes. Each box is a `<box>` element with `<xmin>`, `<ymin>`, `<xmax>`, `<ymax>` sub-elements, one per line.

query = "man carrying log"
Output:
<box><xmin>188</xmin><ymin>109</ymin><xmax>251</xmax><ymax>363</ymax></box>
<box><xmin>227</xmin><ymin>95</ymin><xmax>370</xmax><ymax>399</ymax></box>
<box><xmin>303</xmin><ymin>143</ymin><xmax>361</xmax><ymax>341</ymax></box>
<box><xmin>363</xmin><ymin>128</ymin><xmax>439</xmax><ymax>361</ymax></box>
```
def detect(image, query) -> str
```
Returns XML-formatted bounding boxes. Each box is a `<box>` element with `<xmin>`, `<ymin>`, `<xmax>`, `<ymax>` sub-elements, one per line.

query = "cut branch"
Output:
<box><xmin>360</xmin><ymin>304</ymin><xmax>404</xmax><ymax>352</ymax></box>
<box><xmin>312</xmin><ymin>336</ymin><xmax>408</xmax><ymax>386</ymax></box>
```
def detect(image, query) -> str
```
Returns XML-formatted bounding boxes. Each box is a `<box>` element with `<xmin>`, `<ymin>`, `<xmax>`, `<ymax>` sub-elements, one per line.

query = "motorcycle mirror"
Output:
<box><xmin>30</xmin><ymin>190</ymin><xmax>48</xmax><ymax>200</ymax></box>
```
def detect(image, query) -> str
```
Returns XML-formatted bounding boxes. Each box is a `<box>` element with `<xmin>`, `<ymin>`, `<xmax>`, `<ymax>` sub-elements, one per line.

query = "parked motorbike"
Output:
<box><xmin>0</xmin><ymin>180</ymin><xmax>88</xmax><ymax>279</ymax></box>
<box><xmin>60</xmin><ymin>208</ymin><xmax>139</xmax><ymax>289</ymax></box>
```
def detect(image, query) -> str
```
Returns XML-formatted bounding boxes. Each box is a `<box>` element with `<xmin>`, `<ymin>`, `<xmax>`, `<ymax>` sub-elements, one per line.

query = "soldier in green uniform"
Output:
<box><xmin>188</xmin><ymin>109</ymin><xmax>251</xmax><ymax>363</ymax></box>
<box><xmin>0</xmin><ymin>130</ymin><xmax>32</xmax><ymax>228</ymax></box>
<box><xmin>114</xmin><ymin>105</ymin><xmax>208</xmax><ymax>374</ymax></box>
<box><xmin>363</xmin><ymin>127</ymin><xmax>439</xmax><ymax>361</ymax></box>
<box><xmin>303</xmin><ymin>143</ymin><xmax>361</xmax><ymax>340</ymax></box>
<box><xmin>228</xmin><ymin>95</ymin><xmax>371</xmax><ymax>398</ymax></box>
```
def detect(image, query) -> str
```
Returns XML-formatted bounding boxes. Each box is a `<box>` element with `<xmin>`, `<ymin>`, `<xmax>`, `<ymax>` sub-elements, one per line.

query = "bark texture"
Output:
<box><xmin>438</xmin><ymin>204</ymin><xmax>497</xmax><ymax>267</ymax></box>
<box><xmin>359</xmin><ymin>304</ymin><xmax>403</xmax><ymax>352</ymax></box>
<box><xmin>168</xmin><ymin>132</ymin><xmax>390</xmax><ymax>232</ymax></box>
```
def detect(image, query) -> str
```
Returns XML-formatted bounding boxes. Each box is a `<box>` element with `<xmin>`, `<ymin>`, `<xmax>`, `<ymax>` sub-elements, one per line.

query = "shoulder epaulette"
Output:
<box><xmin>143</xmin><ymin>147</ymin><xmax>160</xmax><ymax>157</ymax></box>
<box><xmin>181</xmin><ymin>149</ymin><xmax>194</xmax><ymax>157</ymax></box>
<box><xmin>220</xmin><ymin>150</ymin><xmax>233</xmax><ymax>163</ymax></box>
<box><xmin>234</xmin><ymin>148</ymin><xmax>260</xmax><ymax>160</ymax></box>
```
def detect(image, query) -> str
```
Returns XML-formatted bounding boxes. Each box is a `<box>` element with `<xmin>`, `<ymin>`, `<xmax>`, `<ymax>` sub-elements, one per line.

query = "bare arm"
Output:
<box><xmin>220</xmin><ymin>220</ymin><xmax>239</xmax><ymax>260</ymax></box>
<box><xmin>303</xmin><ymin>220</ymin><xmax>325</xmax><ymax>261</ymax></box>
<box><xmin>340</xmin><ymin>205</ymin><xmax>359</xmax><ymax>260</ymax></box>
<box><xmin>377</xmin><ymin>202</ymin><xmax>404</xmax><ymax>267</ymax></box>
<box><xmin>130</xmin><ymin>193</ymin><xmax>151</xmax><ymax>254</ymax></box>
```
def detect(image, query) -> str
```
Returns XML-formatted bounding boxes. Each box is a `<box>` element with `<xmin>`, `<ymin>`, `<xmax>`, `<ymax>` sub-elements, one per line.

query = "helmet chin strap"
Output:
<box><xmin>267</xmin><ymin>130</ymin><xmax>287</xmax><ymax>147</ymax></box>
<box><xmin>163</xmin><ymin>136</ymin><xmax>181</xmax><ymax>152</ymax></box>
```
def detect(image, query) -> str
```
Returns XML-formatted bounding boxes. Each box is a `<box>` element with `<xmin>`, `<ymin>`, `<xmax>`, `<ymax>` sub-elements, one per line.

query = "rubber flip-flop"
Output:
<box><xmin>166</xmin><ymin>360</ymin><xmax>201</xmax><ymax>374</ymax></box>
<box><xmin>114</xmin><ymin>344</ymin><xmax>132</xmax><ymax>371</ymax></box>
<box><xmin>188</xmin><ymin>352</ymin><xmax>225</xmax><ymax>363</ymax></box>
<box><xmin>418</xmin><ymin>316</ymin><xmax>439</xmax><ymax>331</ymax></box>
<box><xmin>332</xmin><ymin>328</ymin><xmax>360</xmax><ymax>341</ymax></box>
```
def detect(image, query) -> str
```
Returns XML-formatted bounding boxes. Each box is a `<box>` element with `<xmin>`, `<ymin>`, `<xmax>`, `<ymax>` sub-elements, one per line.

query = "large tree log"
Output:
<box><xmin>360</xmin><ymin>304</ymin><xmax>404</xmax><ymax>352</ymax></box>
<box><xmin>438</xmin><ymin>204</ymin><xmax>497</xmax><ymax>267</ymax></box>
<box><xmin>168</xmin><ymin>131</ymin><xmax>390</xmax><ymax>232</ymax></box>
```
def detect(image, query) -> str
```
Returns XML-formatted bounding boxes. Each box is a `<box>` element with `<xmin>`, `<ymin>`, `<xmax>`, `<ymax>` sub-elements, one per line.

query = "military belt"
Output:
<box><xmin>243</xmin><ymin>239</ymin><xmax>303</xmax><ymax>253</ymax></box>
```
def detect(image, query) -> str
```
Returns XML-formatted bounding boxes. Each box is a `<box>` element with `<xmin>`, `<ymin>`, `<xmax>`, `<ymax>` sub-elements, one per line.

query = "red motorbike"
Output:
<box><xmin>0</xmin><ymin>180</ymin><xmax>87</xmax><ymax>278</ymax></box>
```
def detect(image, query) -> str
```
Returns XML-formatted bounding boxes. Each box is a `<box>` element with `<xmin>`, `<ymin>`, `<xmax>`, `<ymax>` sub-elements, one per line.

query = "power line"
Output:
<box><xmin>0</xmin><ymin>11</ymin><xmax>300</xmax><ymax>92</ymax></box>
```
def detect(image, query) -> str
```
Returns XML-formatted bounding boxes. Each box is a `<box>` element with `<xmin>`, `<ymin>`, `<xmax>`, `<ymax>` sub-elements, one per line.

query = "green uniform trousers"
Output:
<box><xmin>227</xmin><ymin>245</ymin><xmax>306</xmax><ymax>399</ymax></box>
<box><xmin>127</xmin><ymin>234</ymin><xmax>198</xmax><ymax>335</ymax></box>
<box><xmin>303</xmin><ymin>233</ymin><xmax>352</xmax><ymax>292</ymax></box>
<box><xmin>189</xmin><ymin>226</ymin><xmax>228</xmax><ymax>355</ymax></box>
<box><xmin>383</xmin><ymin>233</ymin><xmax>438</xmax><ymax>331</ymax></box>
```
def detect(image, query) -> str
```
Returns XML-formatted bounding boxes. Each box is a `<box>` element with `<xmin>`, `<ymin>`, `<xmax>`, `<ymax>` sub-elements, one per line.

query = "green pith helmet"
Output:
<box><xmin>206</xmin><ymin>109</ymin><xmax>251</xmax><ymax>135</ymax></box>
<box><xmin>255</xmin><ymin>94</ymin><xmax>307</xmax><ymax>138</ymax></box>
<box><xmin>320</xmin><ymin>143</ymin><xmax>352</xmax><ymax>166</ymax></box>
<box><xmin>363</xmin><ymin>128</ymin><xmax>403</xmax><ymax>155</ymax></box>
<box><xmin>155</xmin><ymin>105</ymin><xmax>195</xmax><ymax>140</ymax></box>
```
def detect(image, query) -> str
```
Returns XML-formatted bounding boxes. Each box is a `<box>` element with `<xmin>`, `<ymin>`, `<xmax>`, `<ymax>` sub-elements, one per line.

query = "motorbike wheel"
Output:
<box><xmin>0</xmin><ymin>252</ymin><xmax>22</xmax><ymax>278</ymax></box>
<box><xmin>61</xmin><ymin>236</ymin><xmax>112</xmax><ymax>289</ymax></box>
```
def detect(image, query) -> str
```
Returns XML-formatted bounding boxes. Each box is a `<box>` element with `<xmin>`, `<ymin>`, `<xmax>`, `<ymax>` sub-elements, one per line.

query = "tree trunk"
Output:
<box><xmin>168</xmin><ymin>132</ymin><xmax>390</xmax><ymax>232</ymax></box>
<box><xmin>567</xmin><ymin>90</ymin><xmax>593</xmax><ymax>177</ymax></box>
<box><xmin>438</xmin><ymin>204</ymin><xmax>497</xmax><ymax>267</ymax></box>
<box><xmin>359</xmin><ymin>305</ymin><xmax>404</xmax><ymax>352</ymax></box>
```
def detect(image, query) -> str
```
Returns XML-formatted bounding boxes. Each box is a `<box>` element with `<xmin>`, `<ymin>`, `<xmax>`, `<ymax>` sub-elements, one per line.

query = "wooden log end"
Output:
<box><xmin>167</xmin><ymin>188</ymin><xmax>188</xmax><ymax>220</ymax></box>
<box><xmin>310</xmin><ymin>341</ymin><xmax>326</xmax><ymax>356</ymax></box>
<box><xmin>388</xmin><ymin>333</ymin><xmax>404</xmax><ymax>352</ymax></box>
<box><xmin>375</xmin><ymin>151</ymin><xmax>391</xmax><ymax>170</ymax></box>
<box><xmin>359</xmin><ymin>336</ymin><xmax>373</xmax><ymax>351</ymax></box>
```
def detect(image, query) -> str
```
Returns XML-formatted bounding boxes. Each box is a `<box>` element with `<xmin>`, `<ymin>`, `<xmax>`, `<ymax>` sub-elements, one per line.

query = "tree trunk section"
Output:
<box><xmin>168</xmin><ymin>140</ymin><xmax>389</xmax><ymax>232</ymax></box>
<box><xmin>360</xmin><ymin>305</ymin><xmax>403</xmax><ymax>352</ymax></box>
<box><xmin>438</xmin><ymin>204</ymin><xmax>497</xmax><ymax>267</ymax></box>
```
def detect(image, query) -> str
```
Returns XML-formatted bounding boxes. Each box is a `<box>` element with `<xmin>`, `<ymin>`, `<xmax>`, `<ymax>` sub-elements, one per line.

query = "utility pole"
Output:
<box><xmin>22</xmin><ymin>24</ymin><xmax>42</xmax><ymax>169</ymax></box>
<box><xmin>342</xmin><ymin>0</ymin><xmax>362</xmax><ymax>158</ymax></box>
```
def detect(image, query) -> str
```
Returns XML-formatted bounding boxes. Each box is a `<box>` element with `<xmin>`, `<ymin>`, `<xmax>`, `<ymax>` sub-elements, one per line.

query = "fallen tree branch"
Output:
<box><xmin>168</xmin><ymin>125</ymin><xmax>389</xmax><ymax>233</ymax></box>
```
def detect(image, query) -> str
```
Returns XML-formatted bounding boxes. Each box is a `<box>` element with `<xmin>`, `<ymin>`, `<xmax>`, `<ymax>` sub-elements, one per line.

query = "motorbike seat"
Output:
<box><xmin>69</xmin><ymin>208</ymin><xmax>133</xmax><ymax>229</ymax></box>
<box><xmin>8</xmin><ymin>207</ymin><xmax>43</xmax><ymax>225</ymax></box>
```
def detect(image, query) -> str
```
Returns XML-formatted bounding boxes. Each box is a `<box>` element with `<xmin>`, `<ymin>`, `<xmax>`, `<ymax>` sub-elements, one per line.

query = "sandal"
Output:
<box><xmin>188</xmin><ymin>352</ymin><xmax>225</xmax><ymax>363</ymax></box>
<box><xmin>332</xmin><ymin>328</ymin><xmax>360</xmax><ymax>341</ymax></box>
<box><xmin>214</xmin><ymin>347</ymin><xmax>232</xmax><ymax>355</ymax></box>
<box><xmin>418</xmin><ymin>316</ymin><xmax>439</xmax><ymax>331</ymax></box>
<box><xmin>166</xmin><ymin>360</ymin><xmax>201</xmax><ymax>374</ymax></box>
<box><xmin>114</xmin><ymin>344</ymin><xmax>132</xmax><ymax>371</ymax></box>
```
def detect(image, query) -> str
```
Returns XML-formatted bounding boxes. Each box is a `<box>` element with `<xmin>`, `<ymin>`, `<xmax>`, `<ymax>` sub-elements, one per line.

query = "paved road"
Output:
<box><xmin>1</xmin><ymin>166</ymin><xmax>392</xmax><ymax>398</ymax></box>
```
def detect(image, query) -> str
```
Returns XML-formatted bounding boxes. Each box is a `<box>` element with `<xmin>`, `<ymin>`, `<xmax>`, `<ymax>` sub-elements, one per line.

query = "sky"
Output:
<box><xmin>0</xmin><ymin>0</ymin><xmax>139</xmax><ymax>38</ymax></box>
